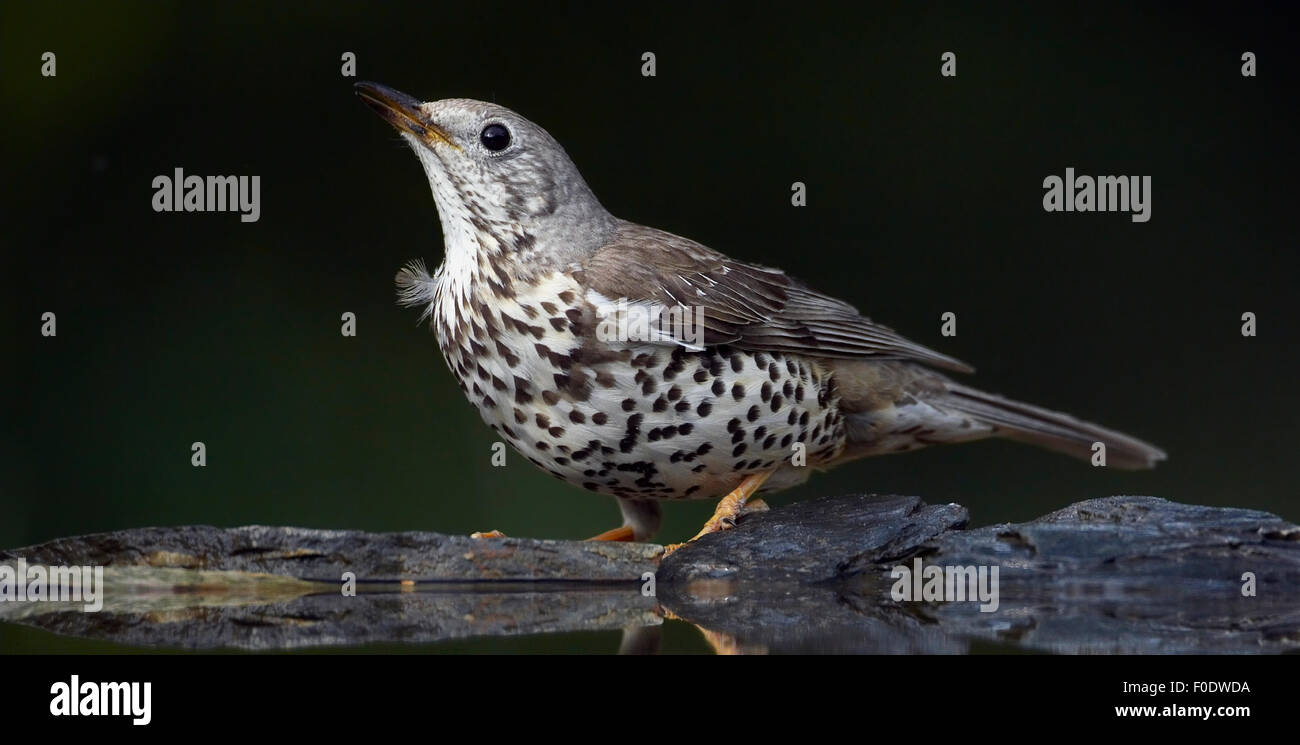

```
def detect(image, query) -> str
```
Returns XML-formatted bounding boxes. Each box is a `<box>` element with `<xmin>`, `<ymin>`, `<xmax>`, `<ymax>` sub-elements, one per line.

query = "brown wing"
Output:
<box><xmin>576</xmin><ymin>221</ymin><xmax>974</xmax><ymax>373</ymax></box>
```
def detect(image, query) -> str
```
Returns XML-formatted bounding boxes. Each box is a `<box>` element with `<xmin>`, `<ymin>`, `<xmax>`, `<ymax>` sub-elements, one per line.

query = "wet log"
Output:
<box><xmin>659</xmin><ymin>495</ymin><xmax>1300</xmax><ymax>653</ymax></box>
<box><xmin>3</xmin><ymin>496</ymin><xmax>1298</xmax><ymax>653</ymax></box>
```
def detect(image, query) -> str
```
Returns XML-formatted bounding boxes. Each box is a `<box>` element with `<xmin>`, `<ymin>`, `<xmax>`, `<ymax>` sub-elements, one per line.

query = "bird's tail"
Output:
<box><xmin>936</xmin><ymin>381</ymin><xmax>1166</xmax><ymax>470</ymax></box>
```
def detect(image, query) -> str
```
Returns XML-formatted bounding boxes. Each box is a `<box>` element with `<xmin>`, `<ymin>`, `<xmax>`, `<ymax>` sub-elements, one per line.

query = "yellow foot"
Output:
<box><xmin>470</xmin><ymin>530</ymin><xmax>507</xmax><ymax>539</ymax></box>
<box><xmin>661</xmin><ymin>472</ymin><xmax>773</xmax><ymax>557</ymax></box>
<box><xmin>586</xmin><ymin>525</ymin><xmax>636</xmax><ymax>542</ymax></box>
<box><xmin>689</xmin><ymin>472</ymin><xmax>773</xmax><ymax>540</ymax></box>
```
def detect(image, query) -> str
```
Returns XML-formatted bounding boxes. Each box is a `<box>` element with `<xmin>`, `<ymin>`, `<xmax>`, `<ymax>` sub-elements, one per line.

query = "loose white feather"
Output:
<box><xmin>395</xmin><ymin>258</ymin><xmax>437</xmax><ymax>324</ymax></box>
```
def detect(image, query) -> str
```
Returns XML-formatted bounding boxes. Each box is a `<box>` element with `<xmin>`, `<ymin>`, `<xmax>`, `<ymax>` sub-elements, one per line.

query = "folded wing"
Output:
<box><xmin>577</xmin><ymin>221</ymin><xmax>974</xmax><ymax>373</ymax></box>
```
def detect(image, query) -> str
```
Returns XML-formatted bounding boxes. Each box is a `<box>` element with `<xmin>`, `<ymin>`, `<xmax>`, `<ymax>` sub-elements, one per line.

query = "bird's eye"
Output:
<box><xmin>480</xmin><ymin>123</ymin><xmax>511</xmax><ymax>152</ymax></box>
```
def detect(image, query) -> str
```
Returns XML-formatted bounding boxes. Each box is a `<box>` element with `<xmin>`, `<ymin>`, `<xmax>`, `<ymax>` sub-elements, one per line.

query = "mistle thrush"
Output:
<box><xmin>356</xmin><ymin>82</ymin><xmax>1165</xmax><ymax>546</ymax></box>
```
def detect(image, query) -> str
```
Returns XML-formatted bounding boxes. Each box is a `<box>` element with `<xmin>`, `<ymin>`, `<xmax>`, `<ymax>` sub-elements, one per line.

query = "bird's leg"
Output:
<box><xmin>587</xmin><ymin>525</ymin><xmax>635</xmax><ymax>542</ymax></box>
<box><xmin>689</xmin><ymin>472</ymin><xmax>772</xmax><ymax>539</ymax></box>
<box><xmin>693</xmin><ymin>626</ymin><xmax>768</xmax><ymax>656</ymax></box>
<box><xmin>662</xmin><ymin>472</ymin><xmax>773</xmax><ymax>555</ymax></box>
<box><xmin>587</xmin><ymin>498</ymin><xmax>661</xmax><ymax>542</ymax></box>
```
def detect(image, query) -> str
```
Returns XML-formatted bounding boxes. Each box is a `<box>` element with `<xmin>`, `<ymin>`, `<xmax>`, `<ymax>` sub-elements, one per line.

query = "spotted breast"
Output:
<box><xmin>416</xmin><ymin>259</ymin><xmax>846</xmax><ymax>505</ymax></box>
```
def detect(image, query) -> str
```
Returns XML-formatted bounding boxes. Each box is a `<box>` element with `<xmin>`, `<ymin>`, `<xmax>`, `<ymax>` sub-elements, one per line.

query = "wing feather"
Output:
<box><xmin>578</xmin><ymin>221</ymin><xmax>974</xmax><ymax>373</ymax></box>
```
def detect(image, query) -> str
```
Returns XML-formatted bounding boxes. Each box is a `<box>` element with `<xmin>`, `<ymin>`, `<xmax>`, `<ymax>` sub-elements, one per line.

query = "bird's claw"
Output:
<box><xmin>709</xmin><ymin>496</ymin><xmax>769</xmax><ymax>533</ymax></box>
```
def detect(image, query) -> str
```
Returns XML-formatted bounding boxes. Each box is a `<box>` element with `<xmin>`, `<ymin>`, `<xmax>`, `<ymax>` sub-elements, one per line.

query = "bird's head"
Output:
<box><xmin>356</xmin><ymin>82</ymin><xmax>615</xmax><ymax>265</ymax></box>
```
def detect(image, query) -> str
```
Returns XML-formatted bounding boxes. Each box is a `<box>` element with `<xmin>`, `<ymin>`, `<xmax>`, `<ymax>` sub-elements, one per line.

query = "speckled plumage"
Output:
<box><xmin>418</xmin><ymin>260</ymin><xmax>846</xmax><ymax>501</ymax></box>
<box><xmin>359</xmin><ymin>82</ymin><xmax>1165</xmax><ymax>541</ymax></box>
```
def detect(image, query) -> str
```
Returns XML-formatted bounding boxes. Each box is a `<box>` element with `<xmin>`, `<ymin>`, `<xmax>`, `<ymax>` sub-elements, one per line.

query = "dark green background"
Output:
<box><xmin>3</xmin><ymin>3</ymin><xmax>1297</xmax><ymax>652</ymax></box>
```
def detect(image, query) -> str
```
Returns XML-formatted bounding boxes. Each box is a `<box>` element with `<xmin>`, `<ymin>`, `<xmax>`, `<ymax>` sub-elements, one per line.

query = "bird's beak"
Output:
<box><xmin>354</xmin><ymin>81</ymin><xmax>460</xmax><ymax>151</ymax></box>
